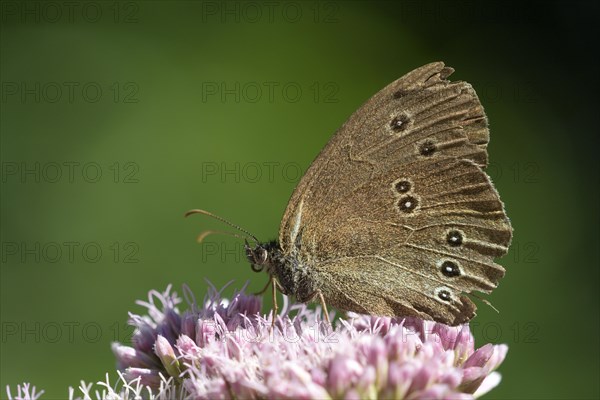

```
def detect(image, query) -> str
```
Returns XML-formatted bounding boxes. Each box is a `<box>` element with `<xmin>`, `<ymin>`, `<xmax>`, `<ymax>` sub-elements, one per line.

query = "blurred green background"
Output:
<box><xmin>1</xmin><ymin>1</ymin><xmax>598</xmax><ymax>398</ymax></box>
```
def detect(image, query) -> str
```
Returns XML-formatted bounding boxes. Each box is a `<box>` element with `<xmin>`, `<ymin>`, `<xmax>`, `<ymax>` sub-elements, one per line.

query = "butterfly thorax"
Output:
<box><xmin>245</xmin><ymin>240</ymin><xmax>317</xmax><ymax>302</ymax></box>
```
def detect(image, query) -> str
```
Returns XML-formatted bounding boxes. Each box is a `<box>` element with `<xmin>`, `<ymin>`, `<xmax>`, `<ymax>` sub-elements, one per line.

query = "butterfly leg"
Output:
<box><xmin>271</xmin><ymin>275</ymin><xmax>278</xmax><ymax>328</ymax></box>
<box><xmin>317</xmin><ymin>290</ymin><xmax>331</xmax><ymax>326</ymax></box>
<box><xmin>298</xmin><ymin>287</ymin><xmax>332</xmax><ymax>327</ymax></box>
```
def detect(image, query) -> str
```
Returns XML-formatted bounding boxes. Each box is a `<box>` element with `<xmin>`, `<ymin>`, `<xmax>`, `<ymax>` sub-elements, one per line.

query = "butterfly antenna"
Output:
<box><xmin>185</xmin><ymin>209</ymin><xmax>260</xmax><ymax>244</ymax></box>
<box><xmin>196</xmin><ymin>230</ymin><xmax>249</xmax><ymax>243</ymax></box>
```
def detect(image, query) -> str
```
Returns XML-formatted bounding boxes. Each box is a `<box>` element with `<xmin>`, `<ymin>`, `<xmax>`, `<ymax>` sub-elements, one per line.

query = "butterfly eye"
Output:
<box><xmin>446</xmin><ymin>230</ymin><xmax>463</xmax><ymax>247</ymax></box>
<box><xmin>246</xmin><ymin>246</ymin><xmax>268</xmax><ymax>267</ymax></box>
<box><xmin>256</xmin><ymin>248</ymin><xmax>268</xmax><ymax>264</ymax></box>
<box><xmin>419</xmin><ymin>140</ymin><xmax>436</xmax><ymax>156</ymax></box>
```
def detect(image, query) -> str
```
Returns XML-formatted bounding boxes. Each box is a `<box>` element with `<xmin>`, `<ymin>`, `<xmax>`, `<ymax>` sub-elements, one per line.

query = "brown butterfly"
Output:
<box><xmin>188</xmin><ymin>62</ymin><xmax>512</xmax><ymax>326</ymax></box>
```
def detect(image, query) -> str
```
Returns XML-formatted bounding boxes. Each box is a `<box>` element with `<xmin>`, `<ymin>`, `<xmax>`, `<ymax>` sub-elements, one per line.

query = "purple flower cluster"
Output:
<box><xmin>108</xmin><ymin>283</ymin><xmax>507</xmax><ymax>399</ymax></box>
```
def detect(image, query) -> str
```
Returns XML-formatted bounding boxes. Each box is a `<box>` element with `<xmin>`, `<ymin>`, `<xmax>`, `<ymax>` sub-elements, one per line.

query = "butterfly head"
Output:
<box><xmin>244</xmin><ymin>239</ymin><xmax>285</xmax><ymax>275</ymax></box>
<box><xmin>245</xmin><ymin>240</ymin><xmax>269</xmax><ymax>272</ymax></box>
<box><xmin>185</xmin><ymin>208</ymin><xmax>272</xmax><ymax>272</ymax></box>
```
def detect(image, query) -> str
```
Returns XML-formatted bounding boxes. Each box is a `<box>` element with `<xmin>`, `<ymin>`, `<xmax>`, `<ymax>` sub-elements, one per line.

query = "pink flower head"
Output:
<box><xmin>107</xmin><ymin>283</ymin><xmax>508</xmax><ymax>399</ymax></box>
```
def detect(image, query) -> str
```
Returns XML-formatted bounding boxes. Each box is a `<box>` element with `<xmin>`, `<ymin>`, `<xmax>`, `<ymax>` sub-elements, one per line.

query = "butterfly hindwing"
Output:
<box><xmin>315</xmin><ymin>256</ymin><xmax>478</xmax><ymax>325</ymax></box>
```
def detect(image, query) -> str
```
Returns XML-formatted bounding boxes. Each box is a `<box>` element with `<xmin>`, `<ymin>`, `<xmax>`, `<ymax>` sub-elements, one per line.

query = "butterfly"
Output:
<box><xmin>188</xmin><ymin>62</ymin><xmax>512</xmax><ymax>326</ymax></box>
